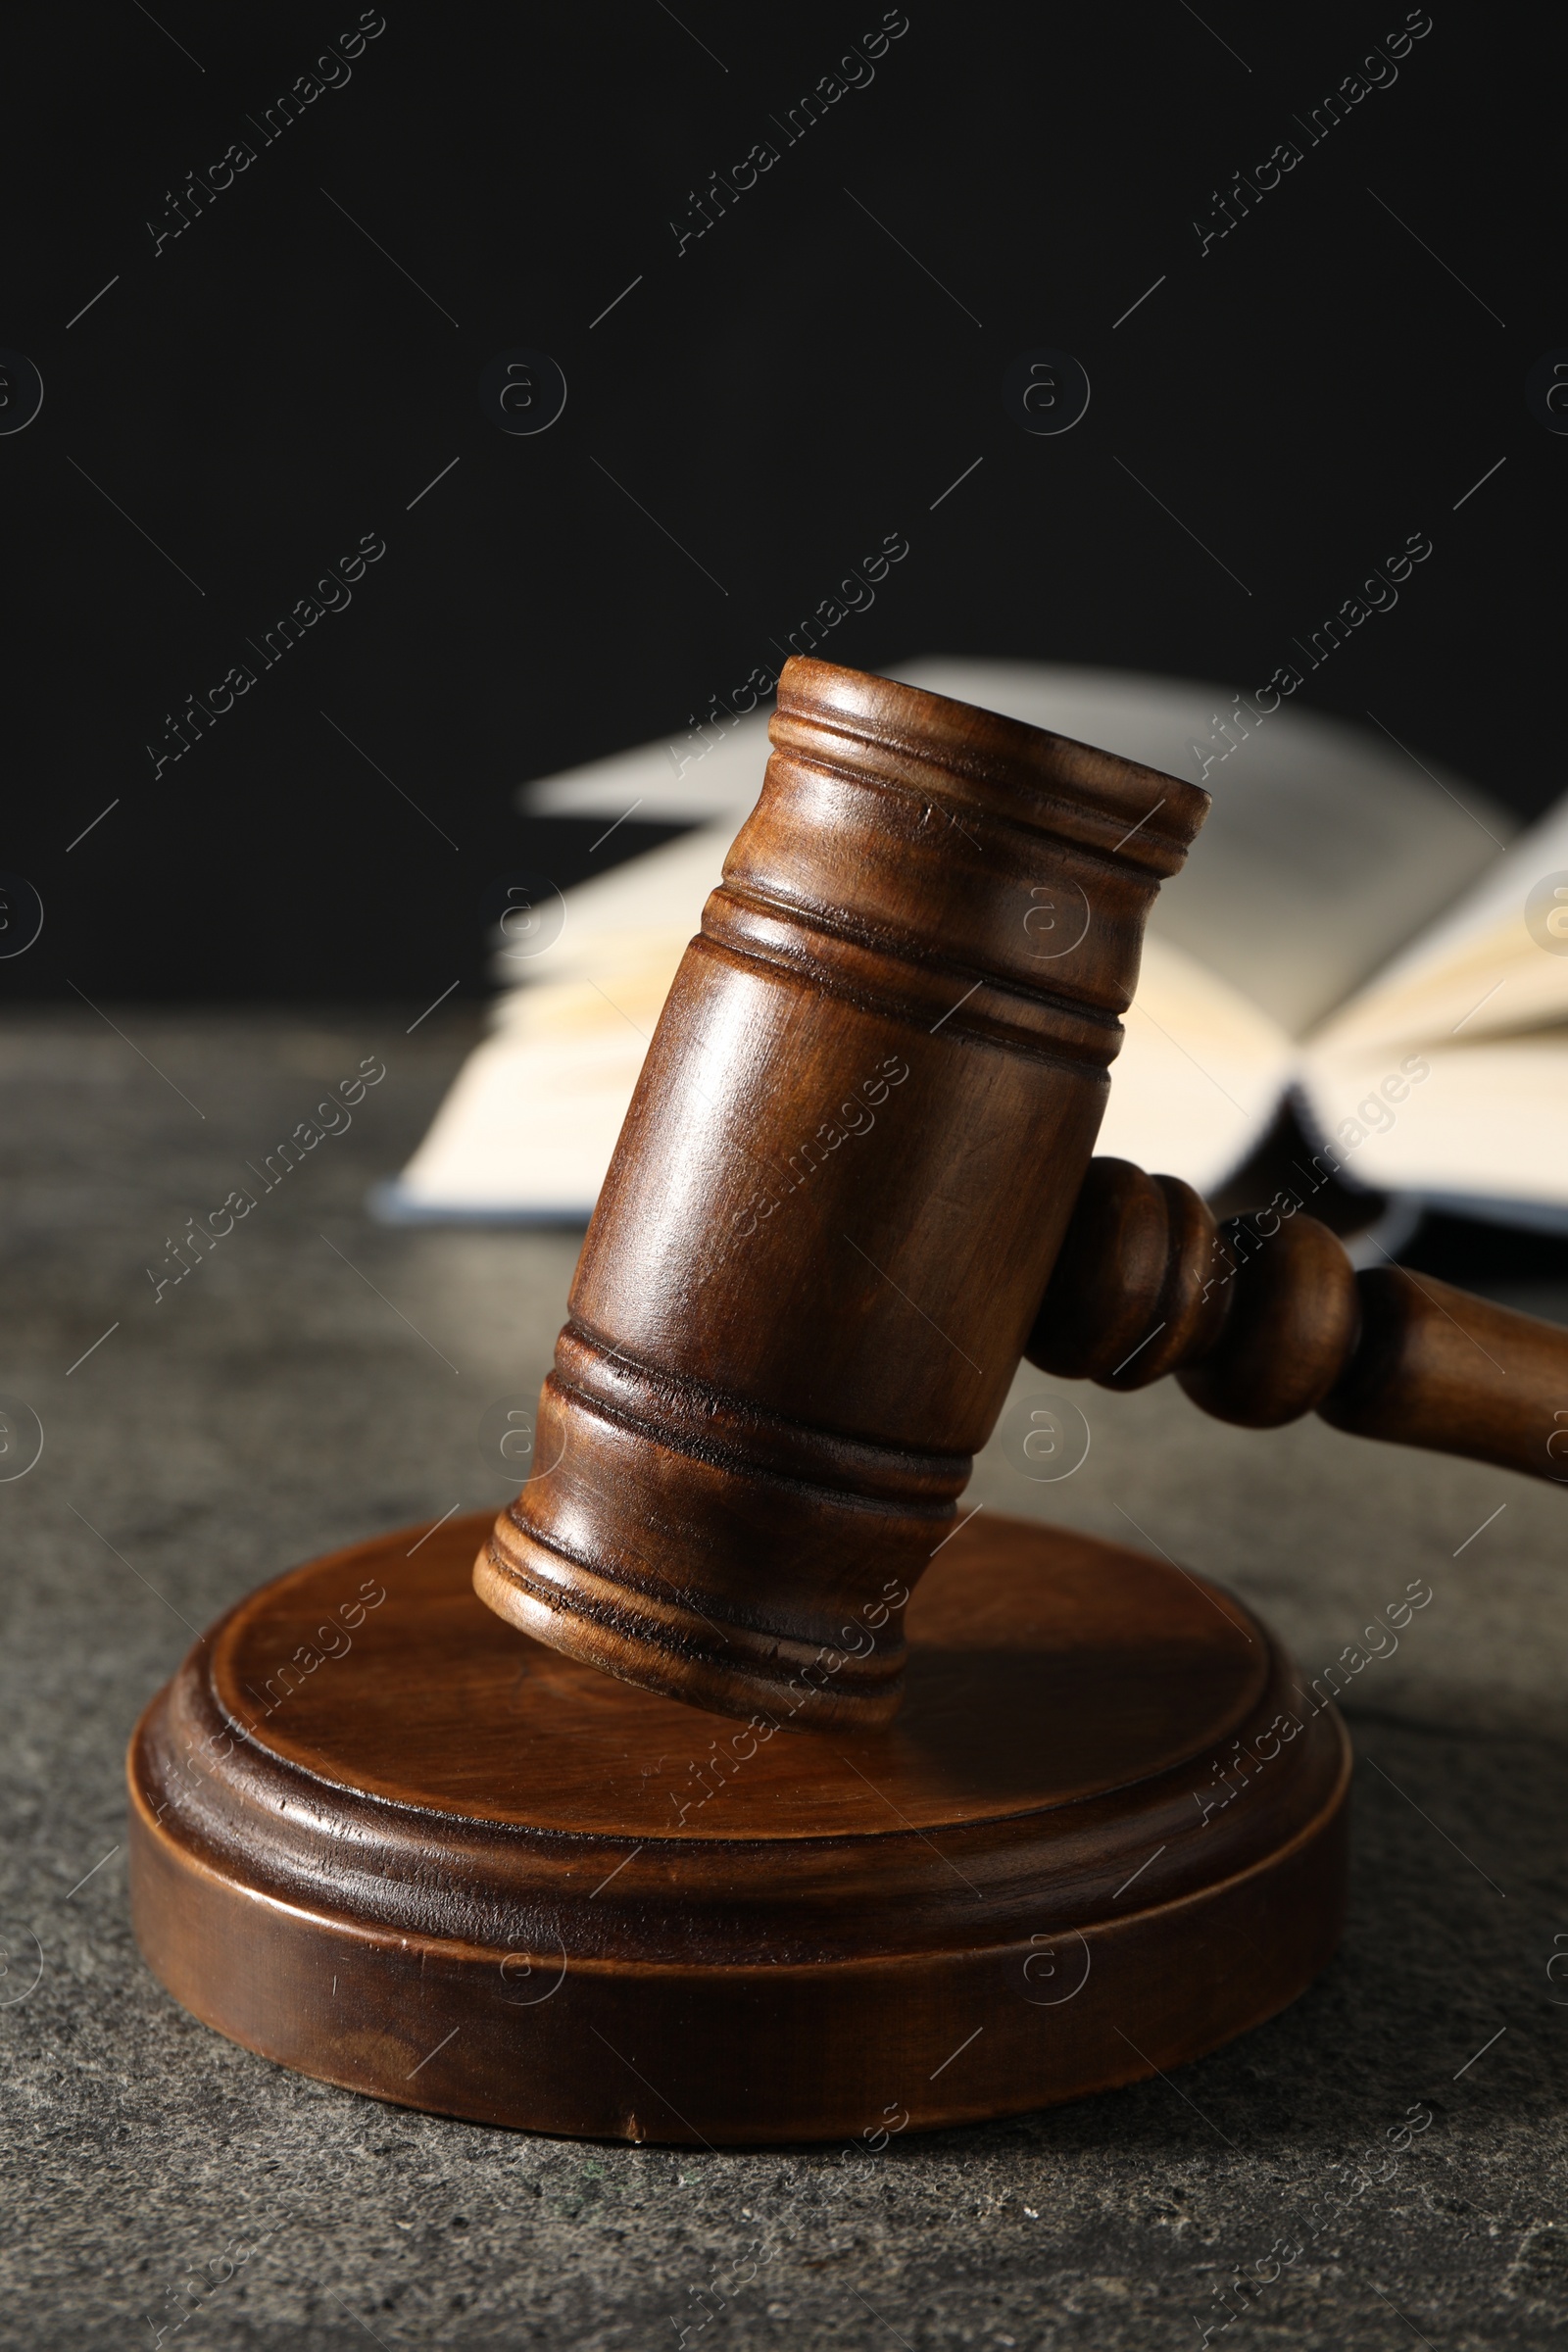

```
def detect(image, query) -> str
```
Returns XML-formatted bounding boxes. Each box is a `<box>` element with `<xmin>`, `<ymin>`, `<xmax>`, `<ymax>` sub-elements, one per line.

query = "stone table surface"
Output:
<box><xmin>2</xmin><ymin>1007</ymin><xmax>1565</xmax><ymax>2352</ymax></box>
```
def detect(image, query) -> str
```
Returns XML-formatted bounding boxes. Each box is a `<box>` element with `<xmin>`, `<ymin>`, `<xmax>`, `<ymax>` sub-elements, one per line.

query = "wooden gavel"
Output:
<box><xmin>139</xmin><ymin>652</ymin><xmax>1557</xmax><ymax>2142</ymax></box>
<box><xmin>476</xmin><ymin>658</ymin><xmax>1567</xmax><ymax>1730</ymax></box>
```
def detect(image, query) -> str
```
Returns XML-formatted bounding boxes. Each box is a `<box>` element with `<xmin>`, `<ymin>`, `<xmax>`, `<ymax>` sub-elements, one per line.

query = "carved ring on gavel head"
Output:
<box><xmin>474</xmin><ymin>657</ymin><xmax>1211</xmax><ymax>1728</ymax></box>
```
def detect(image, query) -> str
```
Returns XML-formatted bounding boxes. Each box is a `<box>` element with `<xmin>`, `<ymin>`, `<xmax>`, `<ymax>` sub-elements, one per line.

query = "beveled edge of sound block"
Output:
<box><xmin>128</xmin><ymin>1512</ymin><xmax>1351</xmax><ymax>2145</ymax></box>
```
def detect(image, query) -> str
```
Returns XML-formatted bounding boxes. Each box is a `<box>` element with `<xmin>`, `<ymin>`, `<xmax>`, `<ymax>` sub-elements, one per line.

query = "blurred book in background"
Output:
<box><xmin>374</xmin><ymin>661</ymin><xmax>1568</xmax><ymax>1257</ymax></box>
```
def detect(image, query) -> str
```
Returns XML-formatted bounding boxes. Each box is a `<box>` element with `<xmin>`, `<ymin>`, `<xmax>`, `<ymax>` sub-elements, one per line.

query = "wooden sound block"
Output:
<box><xmin>128</xmin><ymin>1511</ymin><xmax>1348</xmax><ymax>2145</ymax></box>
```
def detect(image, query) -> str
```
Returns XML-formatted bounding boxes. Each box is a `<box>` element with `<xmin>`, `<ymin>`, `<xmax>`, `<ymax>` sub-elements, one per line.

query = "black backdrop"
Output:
<box><xmin>5</xmin><ymin>0</ymin><xmax>1561</xmax><ymax>1003</ymax></box>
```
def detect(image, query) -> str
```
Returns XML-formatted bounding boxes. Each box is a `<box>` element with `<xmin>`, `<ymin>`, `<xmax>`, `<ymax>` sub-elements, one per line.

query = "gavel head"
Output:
<box><xmin>475</xmin><ymin>658</ymin><xmax>1208</xmax><ymax>1727</ymax></box>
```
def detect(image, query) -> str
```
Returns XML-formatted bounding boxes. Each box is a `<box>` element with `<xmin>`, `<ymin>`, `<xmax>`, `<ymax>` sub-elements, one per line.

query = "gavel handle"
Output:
<box><xmin>1026</xmin><ymin>1158</ymin><xmax>1568</xmax><ymax>1486</ymax></box>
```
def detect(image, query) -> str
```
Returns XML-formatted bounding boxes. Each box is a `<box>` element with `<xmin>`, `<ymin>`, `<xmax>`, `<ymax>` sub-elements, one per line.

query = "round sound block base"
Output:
<box><xmin>128</xmin><ymin>1512</ymin><xmax>1348</xmax><ymax>2145</ymax></box>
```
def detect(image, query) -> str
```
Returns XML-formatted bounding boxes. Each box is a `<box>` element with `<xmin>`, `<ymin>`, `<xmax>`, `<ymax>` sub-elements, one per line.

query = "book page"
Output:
<box><xmin>1304</xmin><ymin>789</ymin><xmax>1568</xmax><ymax>1058</ymax></box>
<box><xmin>1298</xmin><ymin>1032</ymin><xmax>1568</xmax><ymax>1220</ymax></box>
<box><xmin>1297</xmin><ymin>793</ymin><xmax>1568</xmax><ymax>1214</ymax></box>
<box><xmin>390</xmin><ymin>827</ymin><xmax>723</xmax><ymax>1218</ymax></box>
<box><xmin>1097</xmin><ymin>936</ymin><xmax>1297</xmax><ymax>1194</ymax></box>
<box><xmin>386</xmin><ymin>1003</ymin><xmax>657</xmax><ymax>1220</ymax></box>
<box><xmin>517</xmin><ymin>713</ymin><xmax>773</xmax><ymax>824</ymax></box>
<box><xmin>489</xmin><ymin>822</ymin><xmax>730</xmax><ymax>999</ymax></box>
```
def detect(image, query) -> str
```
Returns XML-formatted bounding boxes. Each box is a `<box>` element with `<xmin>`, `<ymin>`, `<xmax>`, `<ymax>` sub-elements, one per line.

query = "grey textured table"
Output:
<box><xmin>3</xmin><ymin>1009</ymin><xmax>1565</xmax><ymax>2351</ymax></box>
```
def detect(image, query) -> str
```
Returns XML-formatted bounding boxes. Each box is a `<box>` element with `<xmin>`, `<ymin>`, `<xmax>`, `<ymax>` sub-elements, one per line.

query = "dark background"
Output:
<box><xmin>4</xmin><ymin>0</ymin><xmax>1559</xmax><ymax>1004</ymax></box>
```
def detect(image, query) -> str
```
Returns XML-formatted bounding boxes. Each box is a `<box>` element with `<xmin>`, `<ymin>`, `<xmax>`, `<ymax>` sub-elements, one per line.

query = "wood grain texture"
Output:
<box><xmin>1030</xmin><ymin>1157</ymin><xmax>1568</xmax><ymax>1479</ymax></box>
<box><xmin>129</xmin><ymin>1510</ymin><xmax>1348</xmax><ymax>2145</ymax></box>
<box><xmin>478</xmin><ymin>658</ymin><xmax>1209</xmax><ymax>1727</ymax></box>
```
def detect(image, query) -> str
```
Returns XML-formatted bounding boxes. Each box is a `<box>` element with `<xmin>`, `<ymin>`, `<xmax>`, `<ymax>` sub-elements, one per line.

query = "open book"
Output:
<box><xmin>378</xmin><ymin>660</ymin><xmax>1568</xmax><ymax>1240</ymax></box>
